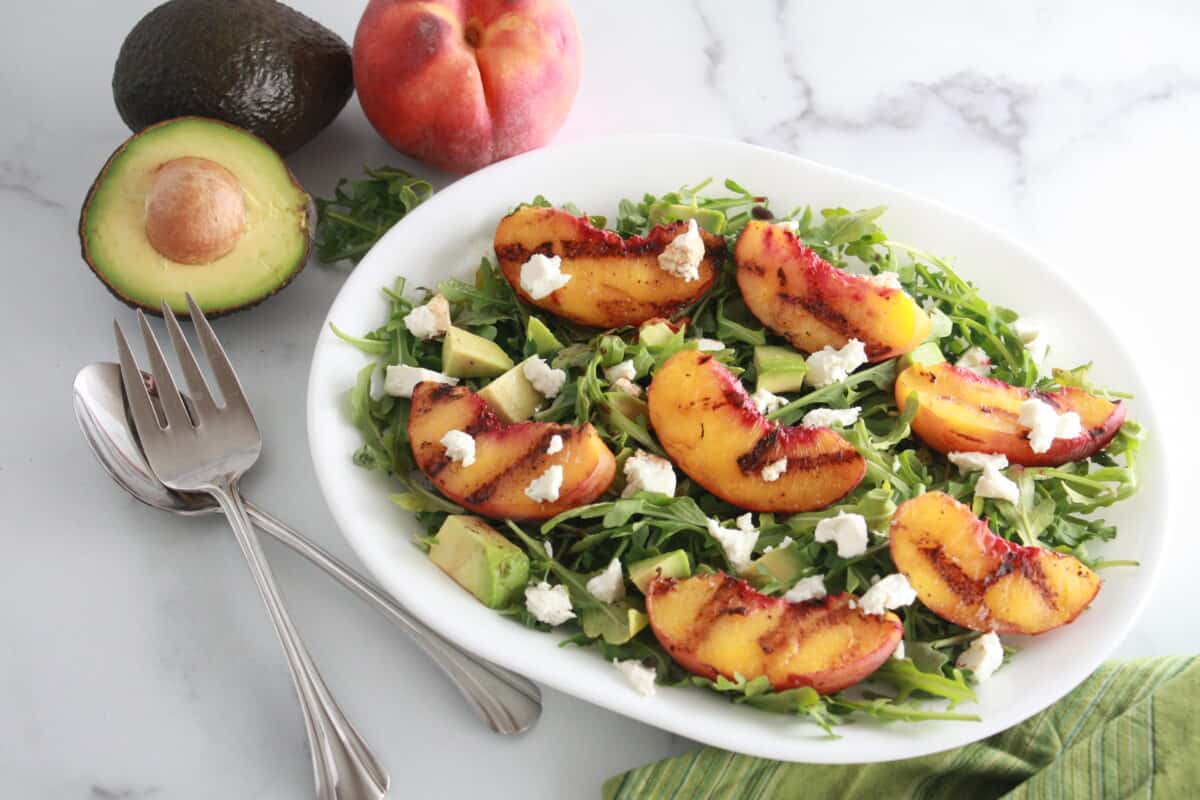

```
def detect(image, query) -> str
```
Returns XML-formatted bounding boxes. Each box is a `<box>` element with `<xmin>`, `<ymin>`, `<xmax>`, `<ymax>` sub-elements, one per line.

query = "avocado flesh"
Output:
<box><xmin>638</xmin><ymin>321</ymin><xmax>681</xmax><ymax>349</ymax></box>
<box><xmin>112</xmin><ymin>0</ymin><xmax>353</xmax><ymax>155</ymax></box>
<box><xmin>526</xmin><ymin>316</ymin><xmax>564</xmax><ymax>356</ymax></box>
<box><xmin>429</xmin><ymin>516</ymin><xmax>531</xmax><ymax>609</ymax></box>
<box><xmin>478</xmin><ymin>360</ymin><xmax>544</xmax><ymax>423</ymax></box>
<box><xmin>80</xmin><ymin>117</ymin><xmax>311</xmax><ymax>316</ymax></box>
<box><xmin>754</xmin><ymin>345</ymin><xmax>809</xmax><ymax>393</ymax></box>
<box><xmin>744</xmin><ymin>546</ymin><xmax>807</xmax><ymax>589</ymax></box>
<box><xmin>628</xmin><ymin>550</ymin><xmax>691</xmax><ymax>594</ymax></box>
<box><xmin>443</xmin><ymin>327</ymin><xmax>514</xmax><ymax>378</ymax></box>
<box><xmin>581</xmin><ymin>601</ymin><xmax>649</xmax><ymax>645</ymax></box>
<box><xmin>898</xmin><ymin>341</ymin><xmax>946</xmax><ymax>369</ymax></box>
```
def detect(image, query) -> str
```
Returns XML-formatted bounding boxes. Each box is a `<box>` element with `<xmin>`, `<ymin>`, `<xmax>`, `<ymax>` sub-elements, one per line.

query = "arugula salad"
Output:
<box><xmin>332</xmin><ymin>179</ymin><xmax>1141</xmax><ymax>733</ymax></box>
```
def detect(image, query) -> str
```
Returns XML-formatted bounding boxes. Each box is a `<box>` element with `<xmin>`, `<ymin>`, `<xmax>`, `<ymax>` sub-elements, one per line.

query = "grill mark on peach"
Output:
<box><xmin>737</xmin><ymin>429</ymin><xmax>780</xmax><ymax>472</ymax></box>
<box><xmin>676</xmin><ymin>577</ymin><xmax>750</xmax><ymax>656</ymax></box>
<box><xmin>463</xmin><ymin>428</ymin><xmax>568</xmax><ymax>505</ymax></box>
<box><xmin>757</xmin><ymin>599</ymin><xmax>837</xmax><ymax>657</ymax></box>
<box><xmin>919</xmin><ymin>542</ymin><xmax>1058</xmax><ymax>616</ymax></box>
<box><xmin>737</xmin><ymin>433</ymin><xmax>859</xmax><ymax>474</ymax></box>
<box><xmin>1013</xmin><ymin>553</ymin><xmax>1058</xmax><ymax>609</ymax></box>
<box><xmin>497</xmin><ymin>240</ymin><xmax>725</xmax><ymax>263</ymax></box>
<box><xmin>775</xmin><ymin>291</ymin><xmax>887</xmax><ymax>358</ymax></box>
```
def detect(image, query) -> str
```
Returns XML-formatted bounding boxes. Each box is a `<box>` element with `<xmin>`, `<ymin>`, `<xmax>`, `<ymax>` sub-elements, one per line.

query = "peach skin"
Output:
<box><xmin>494</xmin><ymin>206</ymin><xmax>722</xmax><ymax>328</ymax></box>
<box><xmin>895</xmin><ymin>362</ymin><xmax>1126</xmax><ymax>467</ymax></box>
<box><xmin>890</xmin><ymin>491</ymin><xmax>1101</xmax><ymax>634</ymax></box>
<box><xmin>408</xmin><ymin>381</ymin><xmax>615</xmax><ymax>521</ymax></box>
<box><xmin>647</xmin><ymin>350</ymin><xmax>865</xmax><ymax>512</ymax></box>
<box><xmin>735</xmin><ymin>220</ymin><xmax>931</xmax><ymax>360</ymax></box>
<box><xmin>646</xmin><ymin>573</ymin><xmax>903</xmax><ymax>694</ymax></box>
<box><xmin>354</xmin><ymin>0</ymin><xmax>582</xmax><ymax>173</ymax></box>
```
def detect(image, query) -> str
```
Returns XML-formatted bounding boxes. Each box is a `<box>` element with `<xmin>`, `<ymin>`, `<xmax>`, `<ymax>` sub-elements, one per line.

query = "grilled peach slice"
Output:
<box><xmin>646</xmin><ymin>573</ymin><xmax>902</xmax><ymax>694</ymax></box>
<box><xmin>895</xmin><ymin>362</ymin><xmax>1126</xmax><ymax>467</ymax></box>
<box><xmin>735</xmin><ymin>220</ymin><xmax>930</xmax><ymax>360</ymax></box>
<box><xmin>494</xmin><ymin>206</ymin><xmax>722</xmax><ymax>328</ymax></box>
<box><xmin>647</xmin><ymin>350</ymin><xmax>864</xmax><ymax>512</ymax></box>
<box><xmin>408</xmin><ymin>382</ymin><xmax>616</xmax><ymax>521</ymax></box>
<box><xmin>890</xmin><ymin>491</ymin><xmax>1100</xmax><ymax>634</ymax></box>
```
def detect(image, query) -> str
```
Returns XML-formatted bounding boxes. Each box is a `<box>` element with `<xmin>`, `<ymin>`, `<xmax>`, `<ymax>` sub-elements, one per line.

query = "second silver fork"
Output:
<box><xmin>116</xmin><ymin>296</ymin><xmax>387</xmax><ymax>800</ymax></box>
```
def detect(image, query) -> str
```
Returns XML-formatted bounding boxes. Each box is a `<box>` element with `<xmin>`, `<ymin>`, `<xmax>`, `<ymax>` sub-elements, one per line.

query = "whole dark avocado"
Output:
<box><xmin>113</xmin><ymin>0</ymin><xmax>353</xmax><ymax>155</ymax></box>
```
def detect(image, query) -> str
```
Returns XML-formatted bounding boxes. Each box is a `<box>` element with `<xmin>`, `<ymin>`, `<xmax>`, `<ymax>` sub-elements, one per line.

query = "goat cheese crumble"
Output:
<box><xmin>546</xmin><ymin>434</ymin><xmax>564</xmax><ymax>455</ymax></box>
<box><xmin>783</xmin><ymin>575</ymin><xmax>827</xmax><ymax>603</ymax></box>
<box><xmin>613</xmin><ymin>659</ymin><xmax>657</xmax><ymax>697</ymax></box>
<box><xmin>519</xmin><ymin>253</ymin><xmax>571</xmax><ymax>299</ymax></box>
<box><xmin>383</xmin><ymin>365</ymin><xmax>457</xmax><ymax>398</ymax></box>
<box><xmin>750</xmin><ymin>387</ymin><xmax>788</xmax><ymax>415</ymax></box>
<box><xmin>622</xmin><ymin>450</ymin><xmax>677</xmax><ymax>498</ymax></box>
<box><xmin>858</xmin><ymin>573</ymin><xmax>917</xmax><ymax>616</ymax></box>
<box><xmin>948</xmin><ymin>451</ymin><xmax>1009</xmax><ymax>473</ymax></box>
<box><xmin>814</xmin><ymin>512</ymin><xmax>868</xmax><ymax>558</ymax></box>
<box><xmin>949</xmin><ymin>451</ymin><xmax>1018</xmax><ymax>503</ymax></box>
<box><xmin>956</xmin><ymin>632</ymin><xmax>1004</xmax><ymax>682</ymax></box>
<box><xmin>657</xmin><ymin>219</ymin><xmax>705</xmax><ymax>282</ymax></box>
<box><xmin>760</xmin><ymin>458</ymin><xmax>788</xmax><ymax>482</ymax></box>
<box><xmin>706</xmin><ymin>514</ymin><xmax>759</xmax><ymax>572</ymax></box>
<box><xmin>956</xmin><ymin>347</ymin><xmax>992</xmax><ymax>377</ymax></box>
<box><xmin>805</xmin><ymin>339</ymin><xmax>868</xmax><ymax>387</ymax></box>
<box><xmin>1019</xmin><ymin>398</ymin><xmax>1083</xmax><ymax>454</ymax></box>
<box><xmin>975</xmin><ymin>467</ymin><xmax>1020</xmax><ymax>504</ymax></box>
<box><xmin>802</xmin><ymin>406</ymin><xmax>861</xmax><ymax>428</ymax></box>
<box><xmin>524</xmin><ymin>581</ymin><xmax>574</xmax><ymax>626</ymax></box>
<box><xmin>696</xmin><ymin>338</ymin><xmax>725</xmax><ymax>352</ymax></box>
<box><xmin>402</xmin><ymin>294</ymin><xmax>452</xmax><ymax>339</ymax></box>
<box><xmin>612</xmin><ymin>377</ymin><xmax>642</xmax><ymax>398</ymax></box>
<box><xmin>585</xmin><ymin>558</ymin><xmax>626</xmax><ymax>604</ymax></box>
<box><xmin>439</xmin><ymin>429</ymin><xmax>476</xmax><ymax>467</ymax></box>
<box><xmin>524</xmin><ymin>464</ymin><xmax>564</xmax><ymax>503</ymax></box>
<box><xmin>604</xmin><ymin>359</ymin><xmax>637</xmax><ymax>383</ymax></box>
<box><xmin>523</xmin><ymin>356</ymin><xmax>567</xmax><ymax>398</ymax></box>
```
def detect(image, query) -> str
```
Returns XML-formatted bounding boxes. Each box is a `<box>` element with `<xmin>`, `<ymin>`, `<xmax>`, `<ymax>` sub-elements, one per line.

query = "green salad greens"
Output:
<box><xmin>333</xmin><ymin>179</ymin><xmax>1141</xmax><ymax>735</ymax></box>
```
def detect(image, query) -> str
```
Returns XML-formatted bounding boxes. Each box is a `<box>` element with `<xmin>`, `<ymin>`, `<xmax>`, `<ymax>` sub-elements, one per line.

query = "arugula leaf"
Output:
<box><xmin>315</xmin><ymin>166</ymin><xmax>433</xmax><ymax>265</ymax></box>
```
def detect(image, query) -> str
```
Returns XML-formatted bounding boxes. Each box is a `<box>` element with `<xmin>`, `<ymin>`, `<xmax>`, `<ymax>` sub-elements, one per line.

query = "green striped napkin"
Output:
<box><xmin>604</xmin><ymin>656</ymin><xmax>1197</xmax><ymax>800</ymax></box>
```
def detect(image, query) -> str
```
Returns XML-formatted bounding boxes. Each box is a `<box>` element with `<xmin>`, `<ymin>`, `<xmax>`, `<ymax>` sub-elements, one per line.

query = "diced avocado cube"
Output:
<box><xmin>526</xmin><ymin>316</ymin><xmax>563</xmax><ymax>356</ymax></box>
<box><xmin>581</xmin><ymin>600</ymin><xmax>649</xmax><ymax>644</ymax></box>
<box><xmin>478</xmin><ymin>359</ymin><xmax>543</xmax><ymax>423</ymax></box>
<box><xmin>442</xmin><ymin>326</ymin><xmax>514</xmax><ymax>378</ymax></box>
<box><xmin>898</xmin><ymin>341</ymin><xmax>946</xmax><ymax>370</ymax></box>
<box><xmin>744</xmin><ymin>546</ymin><xmax>807</xmax><ymax>589</ymax></box>
<box><xmin>429</xmin><ymin>516</ymin><xmax>530</xmax><ymax>609</ymax></box>
<box><xmin>646</xmin><ymin>202</ymin><xmax>726</xmax><ymax>234</ymax></box>
<box><xmin>627</xmin><ymin>550</ymin><xmax>692</xmax><ymax>594</ymax></box>
<box><xmin>754</xmin><ymin>345</ymin><xmax>808</xmax><ymax>393</ymax></box>
<box><xmin>638</xmin><ymin>319</ymin><xmax>683</xmax><ymax>349</ymax></box>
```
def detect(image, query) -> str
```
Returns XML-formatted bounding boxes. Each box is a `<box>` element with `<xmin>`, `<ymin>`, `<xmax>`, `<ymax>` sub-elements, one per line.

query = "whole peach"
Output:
<box><xmin>353</xmin><ymin>0</ymin><xmax>582</xmax><ymax>174</ymax></box>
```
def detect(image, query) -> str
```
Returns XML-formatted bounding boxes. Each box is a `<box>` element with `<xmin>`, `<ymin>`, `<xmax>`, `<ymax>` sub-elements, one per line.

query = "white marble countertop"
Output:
<box><xmin>4</xmin><ymin>1</ymin><xmax>1199</xmax><ymax>797</ymax></box>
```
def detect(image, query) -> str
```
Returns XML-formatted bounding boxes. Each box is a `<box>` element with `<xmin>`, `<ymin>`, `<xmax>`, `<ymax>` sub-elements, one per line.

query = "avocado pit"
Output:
<box><xmin>145</xmin><ymin>156</ymin><xmax>246</xmax><ymax>265</ymax></box>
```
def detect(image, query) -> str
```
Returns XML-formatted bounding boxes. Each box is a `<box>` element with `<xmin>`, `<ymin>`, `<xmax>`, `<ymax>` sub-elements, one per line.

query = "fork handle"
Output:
<box><xmin>210</xmin><ymin>479</ymin><xmax>388</xmax><ymax>800</ymax></box>
<box><xmin>242</xmin><ymin>501</ymin><xmax>542</xmax><ymax>735</ymax></box>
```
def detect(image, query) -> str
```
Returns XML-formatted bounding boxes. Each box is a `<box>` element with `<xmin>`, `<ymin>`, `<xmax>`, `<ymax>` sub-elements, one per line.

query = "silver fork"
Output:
<box><xmin>115</xmin><ymin>296</ymin><xmax>388</xmax><ymax>800</ymax></box>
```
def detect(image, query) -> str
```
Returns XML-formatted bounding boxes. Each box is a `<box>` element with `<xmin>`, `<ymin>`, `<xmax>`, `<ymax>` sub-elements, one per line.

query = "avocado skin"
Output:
<box><xmin>113</xmin><ymin>0</ymin><xmax>353</xmax><ymax>155</ymax></box>
<box><xmin>79</xmin><ymin>116</ymin><xmax>315</xmax><ymax>318</ymax></box>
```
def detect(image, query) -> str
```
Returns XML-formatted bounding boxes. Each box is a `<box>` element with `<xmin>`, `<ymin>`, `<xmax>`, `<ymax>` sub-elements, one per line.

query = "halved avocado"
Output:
<box><xmin>79</xmin><ymin>116</ymin><xmax>312</xmax><ymax>316</ymax></box>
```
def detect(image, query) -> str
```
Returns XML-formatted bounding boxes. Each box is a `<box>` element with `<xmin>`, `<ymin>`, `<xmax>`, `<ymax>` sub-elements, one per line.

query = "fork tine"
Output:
<box><xmin>185</xmin><ymin>293</ymin><xmax>250</xmax><ymax>412</ymax></box>
<box><xmin>115</xmin><ymin>320</ymin><xmax>166</xmax><ymax>443</ymax></box>
<box><xmin>161</xmin><ymin>299</ymin><xmax>218</xmax><ymax>419</ymax></box>
<box><xmin>137</xmin><ymin>309</ymin><xmax>192</xmax><ymax>430</ymax></box>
